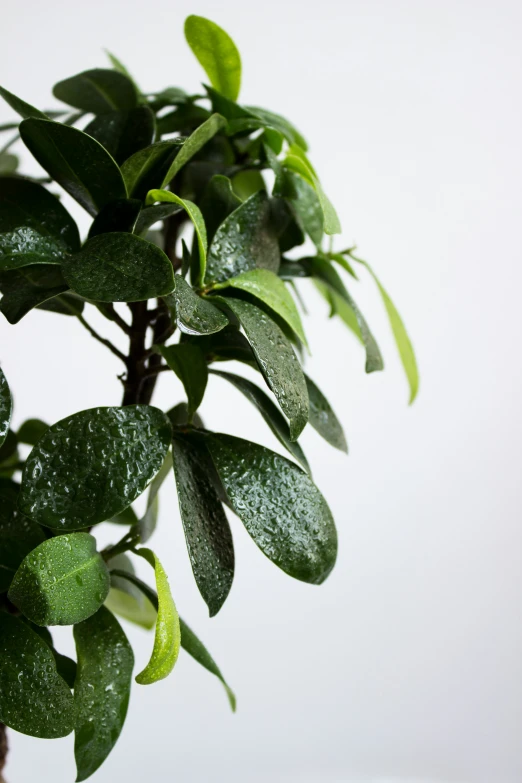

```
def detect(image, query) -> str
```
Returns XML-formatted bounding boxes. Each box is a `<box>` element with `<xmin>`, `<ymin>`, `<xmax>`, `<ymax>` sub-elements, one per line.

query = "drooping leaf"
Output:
<box><xmin>172</xmin><ymin>435</ymin><xmax>234</xmax><ymax>616</ymax></box>
<box><xmin>268</xmin><ymin>195</ymin><xmax>305</xmax><ymax>253</ymax></box>
<box><xmin>164</xmin><ymin>274</ymin><xmax>228</xmax><ymax>336</ymax></box>
<box><xmin>0</xmin><ymin>85</ymin><xmax>47</xmax><ymax>120</ymax></box>
<box><xmin>179</xmin><ymin>618</ymin><xmax>236</xmax><ymax>710</ymax></box>
<box><xmin>88</xmin><ymin>199</ymin><xmax>142</xmax><ymax>238</ymax></box>
<box><xmin>161</xmin><ymin>113</ymin><xmax>227</xmax><ymax>185</ymax></box>
<box><xmin>85</xmin><ymin>106</ymin><xmax>155</xmax><ymax>165</ymax></box>
<box><xmin>156</xmin><ymin>103</ymin><xmax>211</xmax><ymax>135</ymax></box>
<box><xmin>245</xmin><ymin>105</ymin><xmax>307</xmax><ymax>150</ymax></box>
<box><xmin>0</xmin><ymin>367</ymin><xmax>12</xmax><ymax>448</ymax></box>
<box><xmin>212</xmin><ymin>297</ymin><xmax>308</xmax><ymax>440</ymax></box>
<box><xmin>108</xmin><ymin>505</ymin><xmax>139</xmax><ymax>527</ymax></box>
<box><xmin>183</xmin><ymin>325</ymin><xmax>256</xmax><ymax>366</ymax></box>
<box><xmin>138</xmin><ymin>451</ymin><xmax>172</xmax><ymax>544</ymax></box>
<box><xmin>8</xmin><ymin>532</ymin><xmax>109</xmax><ymax>625</ymax></box>
<box><xmin>0</xmin><ymin>612</ymin><xmax>74</xmax><ymax>737</ymax></box>
<box><xmin>0</xmin><ymin>479</ymin><xmax>46</xmax><ymax>592</ymax></box>
<box><xmin>286</xmin><ymin>171</ymin><xmax>324</xmax><ymax>247</ymax></box>
<box><xmin>283</xmin><ymin>154</ymin><xmax>340</xmax><ymax>235</ymax></box>
<box><xmin>107</xmin><ymin>554</ymin><xmax>156</xmax><ymax>629</ymax></box>
<box><xmin>305</xmin><ymin>374</ymin><xmax>347</xmax><ymax>453</ymax></box>
<box><xmin>53</xmin><ymin>69</ymin><xmax>138</xmax><ymax>114</ymax></box>
<box><xmin>156</xmin><ymin>343</ymin><xmax>208</xmax><ymax>421</ymax></box>
<box><xmin>204</xmin><ymin>191</ymin><xmax>279</xmax><ymax>285</ymax></box>
<box><xmin>0</xmin><ymin>177</ymin><xmax>80</xmax><ymax>270</ymax></box>
<box><xmin>19</xmin><ymin>406</ymin><xmax>172</xmax><ymax>530</ymax></box>
<box><xmin>134</xmin><ymin>548</ymin><xmax>180</xmax><ymax>685</ymax></box>
<box><xmin>74</xmin><ymin>606</ymin><xmax>134</xmax><ymax>781</ymax></box>
<box><xmin>17</xmin><ymin>418</ymin><xmax>48</xmax><ymax>445</ymax></box>
<box><xmin>134</xmin><ymin>201</ymin><xmax>183</xmax><ymax>236</ymax></box>
<box><xmin>212</xmin><ymin>268</ymin><xmax>307</xmax><ymax>346</ymax></box>
<box><xmin>20</xmin><ymin>118</ymin><xmax>127</xmax><ymax>216</ymax></box>
<box><xmin>62</xmin><ymin>232</ymin><xmax>174</xmax><ymax>302</ymax></box>
<box><xmin>184</xmin><ymin>16</ymin><xmax>241</xmax><ymax>101</ymax></box>
<box><xmin>0</xmin><ymin>263</ymin><xmax>69</xmax><ymax>323</ymax></box>
<box><xmin>328</xmin><ymin>251</ymin><xmax>358</xmax><ymax>279</ymax></box>
<box><xmin>199</xmin><ymin>174</ymin><xmax>241</xmax><ymax>244</ymax></box>
<box><xmin>120</xmin><ymin>140</ymin><xmax>183</xmax><ymax>199</ymax></box>
<box><xmin>210</xmin><ymin>370</ymin><xmax>309</xmax><ymax>471</ymax></box>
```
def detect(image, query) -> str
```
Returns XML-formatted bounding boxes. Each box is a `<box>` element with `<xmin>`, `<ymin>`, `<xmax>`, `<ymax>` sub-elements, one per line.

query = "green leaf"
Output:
<box><xmin>184</xmin><ymin>16</ymin><xmax>241</xmax><ymax>101</ymax></box>
<box><xmin>210</xmin><ymin>370</ymin><xmax>309</xmax><ymax>471</ymax></box>
<box><xmin>62</xmin><ymin>232</ymin><xmax>174</xmax><ymax>302</ymax></box>
<box><xmin>172</xmin><ymin>435</ymin><xmax>234</xmax><ymax>616</ymax></box>
<box><xmin>199</xmin><ymin>174</ymin><xmax>241</xmax><ymax>244</ymax></box>
<box><xmin>120</xmin><ymin>140</ymin><xmax>182</xmax><ymax>199</ymax></box>
<box><xmin>305</xmin><ymin>374</ymin><xmax>347</xmax><ymax>453</ymax></box>
<box><xmin>0</xmin><ymin>84</ymin><xmax>47</xmax><ymax>120</ymax></box>
<box><xmin>156</xmin><ymin>103</ymin><xmax>211</xmax><ymax>135</ymax></box>
<box><xmin>20</xmin><ymin>118</ymin><xmax>127</xmax><ymax>216</ymax></box>
<box><xmin>146</xmin><ymin>190</ymin><xmax>207</xmax><ymax>282</ymax></box>
<box><xmin>107</xmin><ymin>554</ymin><xmax>156</xmax><ymax>629</ymax></box>
<box><xmin>134</xmin><ymin>548</ymin><xmax>180</xmax><ymax>684</ymax></box>
<box><xmin>246</xmin><ymin>105</ymin><xmax>307</xmax><ymax>150</ymax></box>
<box><xmin>134</xmin><ymin>201</ymin><xmax>183</xmax><ymax>236</ymax></box>
<box><xmin>0</xmin><ymin>263</ymin><xmax>69</xmax><ymax>323</ymax></box>
<box><xmin>183</xmin><ymin>325</ymin><xmax>255</xmax><ymax>366</ymax></box>
<box><xmin>53</xmin><ymin>69</ymin><xmax>138</xmax><ymax>114</ymax></box>
<box><xmin>212</xmin><ymin>298</ymin><xmax>308</xmax><ymax>440</ymax></box>
<box><xmin>286</xmin><ymin>172</ymin><xmax>323</xmax><ymax>247</ymax></box>
<box><xmin>74</xmin><ymin>606</ymin><xmax>134</xmax><ymax>781</ymax></box>
<box><xmin>156</xmin><ymin>343</ymin><xmax>208</xmax><ymax>421</ymax></box>
<box><xmin>328</xmin><ymin>251</ymin><xmax>358</xmax><ymax>279</ymax></box>
<box><xmin>164</xmin><ymin>274</ymin><xmax>228</xmax><ymax>337</ymax></box>
<box><xmin>352</xmin><ymin>256</ymin><xmax>419</xmax><ymax>403</ymax></box>
<box><xmin>138</xmin><ymin>451</ymin><xmax>172</xmax><ymax>544</ymax></box>
<box><xmin>213</xmin><ymin>268</ymin><xmax>307</xmax><ymax>346</ymax></box>
<box><xmin>0</xmin><ymin>367</ymin><xmax>11</xmax><ymax>448</ymax></box>
<box><xmin>108</xmin><ymin>505</ymin><xmax>139</xmax><ymax>527</ymax></box>
<box><xmin>283</xmin><ymin>154</ymin><xmax>340</xmax><ymax>235</ymax></box>
<box><xmin>0</xmin><ymin>151</ymin><xmax>18</xmax><ymax>176</ymax></box>
<box><xmin>207</xmin><ymin>434</ymin><xmax>337</xmax><ymax>584</ymax></box>
<box><xmin>232</xmin><ymin>170</ymin><xmax>265</xmax><ymax>201</ymax></box>
<box><xmin>179</xmin><ymin>618</ymin><xmax>236</xmax><ymax>710</ymax></box>
<box><xmin>0</xmin><ymin>613</ymin><xmax>74</xmax><ymax>737</ymax></box>
<box><xmin>17</xmin><ymin>418</ymin><xmax>48</xmax><ymax>445</ymax></box>
<box><xmin>88</xmin><ymin>198</ymin><xmax>142</xmax><ymax>238</ymax></box>
<box><xmin>161</xmin><ymin>113</ymin><xmax>227</xmax><ymax>185</ymax></box>
<box><xmin>8</xmin><ymin>532</ymin><xmax>109</xmax><ymax>625</ymax></box>
<box><xmin>19</xmin><ymin>406</ymin><xmax>172</xmax><ymax>530</ymax></box>
<box><xmin>0</xmin><ymin>479</ymin><xmax>46</xmax><ymax>592</ymax></box>
<box><xmin>205</xmin><ymin>191</ymin><xmax>279</xmax><ymax>285</ymax></box>
<box><xmin>85</xmin><ymin>106</ymin><xmax>155</xmax><ymax>165</ymax></box>
<box><xmin>0</xmin><ymin>177</ymin><xmax>80</xmax><ymax>270</ymax></box>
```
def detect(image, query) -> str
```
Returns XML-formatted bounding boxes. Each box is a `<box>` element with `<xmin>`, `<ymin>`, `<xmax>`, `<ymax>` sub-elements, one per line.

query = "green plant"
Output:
<box><xmin>0</xmin><ymin>14</ymin><xmax>418</xmax><ymax>781</ymax></box>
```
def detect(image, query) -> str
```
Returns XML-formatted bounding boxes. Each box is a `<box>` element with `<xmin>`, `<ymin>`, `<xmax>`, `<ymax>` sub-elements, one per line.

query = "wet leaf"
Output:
<box><xmin>164</xmin><ymin>274</ymin><xmax>228</xmax><ymax>336</ymax></box>
<box><xmin>156</xmin><ymin>343</ymin><xmax>208</xmax><ymax>420</ymax></box>
<box><xmin>19</xmin><ymin>405</ymin><xmax>172</xmax><ymax>530</ymax></box>
<box><xmin>88</xmin><ymin>199</ymin><xmax>142</xmax><ymax>238</ymax></box>
<box><xmin>305</xmin><ymin>374</ymin><xmax>347</xmax><ymax>453</ymax></box>
<box><xmin>199</xmin><ymin>174</ymin><xmax>241</xmax><ymax>244</ymax></box>
<box><xmin>0</xmin><ymin>479</ymin><xmax>46</xmax><ymax>592</ymax></box>
<box><xmin>85</xmin><ymin>106</ymin><xmax>155</xmax><ymax>165</ymax></box>
<box><xmin>0</xmin><ymin>263</ymin><xmax>69</xmax><ymax>323</ymax></box>
<box><xmin>0</xmin><ymin>366</ymin><xmax>12</xmax><ymax>447</ymax></box>
<box><xmin>134</xmin><ymin>201</ymin><xmax>182</xmax><ymax>236</ymax></box>
<box><xmin>283</xmin><ymin>153</ymin><xmax>340</xmax><ymax>235</ymax></box>
<box><xmin>161</xmin><ymin>113</ymin><xmax>227</xmax><ymax>185</ymax></box>
<box><xmin>121</xmin><ymin>140</ymin><xmax>183</xmax><ymax>199</ymax></box>
<box><xmin>185</xmin><ymin>16</ymin><xmax>241</xmax><ymax>101</ymax></box>
<box><xmin>245</xmin><ymin>105</ymin><xmax>307</xmax><ymax>150</ymax></box>
<box><xmin>286</xmin><ymin>171</ymin><xmax>323</xmax><ymax>247</ymax></box>
<box><xmin>179</xmin><ymin>618</ymin><xmax>236</xmax><ymax>710</ymax></box>
<box><xmin>53</xmin><ymin>69</ymin><xmax>138</xmax><ymax>114</ymax></box>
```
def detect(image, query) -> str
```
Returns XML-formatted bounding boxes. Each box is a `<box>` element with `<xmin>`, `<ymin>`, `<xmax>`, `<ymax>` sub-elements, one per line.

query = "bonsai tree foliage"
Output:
<box><xmin>0</xmin><ymin>15</ymin><xmax>418</xmax><ymax>781</ymax></box>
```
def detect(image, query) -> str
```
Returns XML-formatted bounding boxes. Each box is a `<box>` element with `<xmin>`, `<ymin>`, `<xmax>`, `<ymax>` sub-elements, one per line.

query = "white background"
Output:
<box><xmin>1</xmin><ymin>0</ymin><xmax>521</xmax><ymax>781</ymax></box>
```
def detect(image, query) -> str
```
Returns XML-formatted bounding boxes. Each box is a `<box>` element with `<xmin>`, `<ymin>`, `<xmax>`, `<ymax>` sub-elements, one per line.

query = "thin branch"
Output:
<box><xmin>143</xmin><ymin>364</ymin><xmax>170</xmax><ymax>379</ymax></box>
<box><xmin>75</xmin><ymin>314</ymin><xmax>126</xmax><ymax>363</ymax></box>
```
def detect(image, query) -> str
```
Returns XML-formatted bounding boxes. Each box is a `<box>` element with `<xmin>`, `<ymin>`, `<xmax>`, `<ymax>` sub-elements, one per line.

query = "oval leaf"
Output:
<box><xmin>0</xmin><ymin>479</ymin><xmax>46</xmax><ymax>592</ymax></box>
<box><xmin>146</xmin><ymin>190</ymin><xmax>207</xmax><ymax>282</ymax></box>
<box><xmin>0</xmin><ymin>613</ymin><xmax>74</xmax><ymax>737</ymax></box>
<box><xmin>0</xmin><ymin>367</ymin><xmax>12</xmax><ymax>448</ymax></box>
<box><xmin>17</xmin><ymin>418</ymin><xmax>48</xmax><ymax>445</ymax></box>
<box><xmin>0</xmin><ymin>263</ymin><xmax>69</xmax><ymax>324</ymax></box>
<box><xmin>19</xmin><ymin>405</ymin><xmax>172</xmax><ymax>530</ymax></box>
<box><xmin>88</xmin><ymin>198</ymin><xmax>142</xmax><ymax>238</ymax></box>
<box><xmin>85</xmin><ymin>106</ymin><xmax>155</xmax><ymax>165</ymax></box>
<box><xmin>305</xmin><ymin>374</ymin><xmax>347</xmax><ymax>453</ymax></box>
<box><xmin>8</xmin><ymin>532</ymin><xmax>110</xmax><ymax>625</ymax></box>
<box><xmin>164</xmin><ymin>275</ymin><xmax>228</xmax><ymax>336</ymax></box>
<box><xmin>121</xmin><ymin>140</ymin><xmax>183</xmax><ymax>200</ymax></box>
<box><xmin>184</xmin><ymin>16</ymin><xmax>241</xmax><ymax>102</ymax></box>
<box><xmin>161</xmin><ymin>112</ymin><xmax>227</xmax><ymax>185</ymax></box>
<box><xmin>156</xmin><ymin>343</ymin><xmax>208</xmax><ymax>421</ymax></box>
<box><xmin>74</xmin><ymin>606</ymin><xmax>134</xmax><ymax>782</ymax></box>
<box><xmin>53</xmin><ymin>68</ymin><xmax>138</xmax><ymax>114</ymax></box>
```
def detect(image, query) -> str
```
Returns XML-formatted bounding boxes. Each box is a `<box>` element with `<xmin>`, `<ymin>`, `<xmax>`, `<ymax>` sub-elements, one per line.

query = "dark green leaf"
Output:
<box><xmin>147</xmin><ymin>86</ymin><xmax>189</xmax><ymax>111</ymax></box>
<box><xmin>20</xmin><ymin>119</ymin><xmax>127</xmax><ymax>216</ymax></box>
<box><xmin>0</xmin><ymin>479</ymin><xmax>46</xmax><ymax>592</ymax></box>
<box><xmin>108</xmin><ymin>505</ymin><xmax>139</xmax><ymax>526</ymax></box>
<box><xmin>88</xmin><ymin>198</ymin><xmax>142</xmax><ymax>238</ymax></box>
<box><xmin>305</xmin><ymin>374</ymin><xmax>347</xmax><ymax>453</ymax></box>
<box><xmin>283</xmin><ymin>154</ymin><xmax>340</xmax><ymax>235</ymax></box>
<box><xmin>0</xmin><ymin>152</ymin><xmax>18</xmax><ymax>176</ymax></box>
<box><xmin>172</xmin><ymin>435</ymin><xmax>234</xmax><ymax>616</ymax></box>
<box><xmin>19</xmin><ymin>406</ymin><xmax>172</xmax><ymax>530</ymax></box>
<box><xmin>0</xmin><ymin>367</ymin><xmax>11</xmax><ymax>448</ymax></box>
<box><xmin>74</xmin><ymin>606</ymin><xmax>134</xmax><ymax>781</ymax></box>
<box><xmin>183</xmin><ymin>325</ymin><xmax>255</xmax><ymax>365</ymax></box>
<box><xmin>37</xmin><ymin>291</ymin><xmax>84</xmax><ymax>317</ymax></box>
<box><xmin>246</xmin><ymin>106</ymin><xmax>307</xmax><ymax>150</ymax></box>
<box><xmin>156</xmin><ymin>343</ymin><xmax>208</xmax><ymax>420</ymax></box>
<box><xmin>268</xmin><ymin>195</ymin><xmax>305</xmax><ymax>253</ymax></box>
<box><xmin>17</xmin><ymin>418</ymin><xmax>48</xmax><ymax>445</ymax></box>
<box><xmin>0</xmin><ymin>263</ymin><xmax>68</xmax><ymax>323</ymax></box>
<box><xmin>179</xmin><ymin>618</ymin><xmax>236</xmax><ymax>710</ymax></box>
<box><xmin>0</xmin><ymin>613</ymin><xmax>74</xmax><ymax>737</ymax></box>
<box><xmin>166</xmin><ymin>402</ymin><xmax>204</xmax><ymax>429</ymax></box>
<box><xmin>134</xmin><ymin>201</ymin><xmax>182</xmax><ymax>236</ymax></box>
<box><xmin>138</xmin><ymin>451</ymin><xmax>172</xmax><ymax>544</ymax></box>
<box><xmin>161</xmin><ymin>113</ymin><xmax>227</xmax><ymax>185</ymax></box>
<box><xmin>135</xmin><ymin>548</ymin><xmax>180</xmax><ymax>684</ymax></box>
<box><xmin>212</xmin><ymin>298</ymin><xmax>308</xmax><ymax>440</ymax></box>
<box><xmin>0</xmin><ymin>85</ymin><xmax>47</xmax><ymax>120</ymax></box>
<box><xmin>85</xmin><ymin>106</ymin><xmax>155</xmax><ymax>165</ymax></box>
<box><xmin>205</xmin><ymin>191</ymin><xmax>279</xmax><ymax>285</ymax></box>
<box><xmin>287</xmin><ymin>171</ymin><xmax>324</xmax><ymax>247</ymax></box>
<box><xmin>0</xmin><ymin>429</ymin><xmax>18</xmax><ymax>466</ymax></box>
<box><xmin>53</xmin><ymin>650</ymin><xmax>77</xmax><ymax>689</ymax></box>
<box><xmin>199</xmin><ymin>174</ymin><xmax>241</xmax><ymax>244</ymax></box>
<box><xmin>121</xmin><ymin>140</ymin><xmax>183</xmax><ymax>200</ymax></box>
<box><xmin>53</xmin><ymin>69</ymin><xmax>138</xmax><ymax>114</ymax></box>
<box><xmin>184</xmin><ymin>16</ymin><xmax>241</xmax><ymax>101</ymax></box>
<box><xmin>156</xmin><ymin>103</ymin><xmax>211</xmax><ymax>135</ymax></box>
<box><xmin>164</xmin><ymin>274</ymin><xmax>228</xmax><ymax>336</ymax></box>
<box><xmin>62</xmin><ymin>232</ymin><xmax>174</xmax><ymax>302</ymax></box>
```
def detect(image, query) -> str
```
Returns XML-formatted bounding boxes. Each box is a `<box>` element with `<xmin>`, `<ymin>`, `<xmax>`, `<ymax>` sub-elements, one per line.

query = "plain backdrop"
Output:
<box><xmin>1</xmin><ymin>1</ymin><xmax>521</xmax><ymax>781</ymax></box>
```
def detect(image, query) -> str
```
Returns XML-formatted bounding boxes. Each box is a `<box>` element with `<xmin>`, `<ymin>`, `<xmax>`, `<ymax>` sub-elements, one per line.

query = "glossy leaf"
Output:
<box><xmin>19</xmin><ymin>405</ymin><xmax>172</xmax><ymax>530</ymax></box>
<box><xmin>185</xmin><ymin>16</ymin><xmax>241</xmax><ymax>101</ymax></box>
<box><xmin>17</xmin><ymin>418</ymin><xmax>48</xmax><ymax>445</ymax></box>
<box><xmin>305</xmin><ymin>374</ymin><xmax>347</xmax><ymax>453</ymax></box>
<box><xmin>0</xmin><ymin>177</ymin><xmax>80</xmax><ymax>270</ymax></box>
<box><xmin>0</xmin><ymin>479</ymin><xmax>46</xmax><ymax>592</ymax></box>
<box><xmin>74</xmin><ymin>606</ymin><xmax>134</xmax><ymax>781</ymax></box>
<box><xmin>246</xmin><ymin>105</ymin><xmax>307</xmax><ymax>150</ymax></box>
<box><xmin>207</xmin><ymin>434</ymin><xmax>337</xmax><ymax>584</ymax></box>
<box><xmin>135</xmin><ymin>548</ymin><xmax>180</xmax><ymax>685</ymax></box>
<box><xmin>20</xmin><ymin>118</ymin><xmax>127</xmax><ymax>216</ymax></box>
<box><xmin>161</xmin><ymin>113</ymin><xmax>227</xmax><ymax>185</ymax></box>
<box><xmin>179</xmin><ymin>618</ymin><xmax>236</xmax><ymax>710</ymax></box>
<box><xmin>0</xmin><ymin>612</ymin><xmax>74</xmax><ymax>738</ymax></box>
<box><xmin>134</xmin><ymin>201</ymin><xmax>182</xmax><ymax>236</ymax></box>
<box><xmin>172</xmin><ymin>435</ymin><xmax>234</xmax><ymax>616</ymax></box>
<box><xmin>85</xmin><ymin>106</ymin><xmax>155</xmax><ymax>165</ymax></box>
<box><xmin>199</xmin><ymin>174</ymin><xmax>241</xmax><ymax>241</ymax></box>
<box><xmin>205</xmin><ymin>191</ymin><xmax>279</xmax><ymax>285</ymax></box>
<box><xmin>107</xmin><ymin>554</ymin><xmax>156</xmax><ymax>629</ymax></box>
<box><xmin>138</xmin><ymin>451</ymin><xmax>172</xmax><ymax>544</ymax></box>
<box><xmin>164</xmin><ymin>274</ymin><xmax>228</xmax><ymax>336</ymax></box>
<box><xmin>53</xmin><ymin>69</ymin><xmax>138</xmax><ymax>114</ymax></box>
<box><xmin>156</xmin><ymin>343</ymin><xmax>208</xmax><ymax>420</ymax></box>
<box><xmin>0</xmin><ymin>84</ymin><xmax>47</xmax><ymax>120</ymax></box>
<box><xmin>212</xmin><ymin>297</ymin><xmax>308</xmax><ymax>440</ymax></box>
<box><xmin>0</xmin><ymin>367</ymin><xmax>12</xmax><ymax>447</ymax></box>
<box><xmin>121</xmin><ymin>140</ymin><xmax>182</xmax><ymax>199</ymax></box>
<box><xmin>283</xmin><ymin>154</ymin><xmax>340</xmax><ymax>235</ymax></box>
<box><xmin>8</xmin><ymin>532</ymin><xmax>110</xmax><ymax>626</ymax></box>
<box><xmin>62</xmin><ymin>232</ymin><xmax>174</xmax><ymax>302</ymax></box>
<box><xmin>156</xmin><ymin>103</ymin><xmax>211</xmax><ymax>135</ymax></box>
<box><xmin>88</xmin><ymin>198</ymin><xmax>142</xmax><ymax>238</ymax></box>
<box><xmin>287</xmin><ymin>171</ymin><xmax>323</xmax><ymax>247</ymax></box>
<box><xmin>0</xmin><ymin>263</ymin><xmax>69</xmax><ymax>323</ymax></box>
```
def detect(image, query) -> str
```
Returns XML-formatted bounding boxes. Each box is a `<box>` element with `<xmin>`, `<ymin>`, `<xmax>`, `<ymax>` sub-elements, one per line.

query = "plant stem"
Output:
<box><xmin>0</xmin><ymin>723</ymin><xmax>7</xmax><ymax>780</ymax></box>
<box><xmin>76</xmin><ymin>314</ymin><xmax>126</xmax><ymax>363</ymax></box>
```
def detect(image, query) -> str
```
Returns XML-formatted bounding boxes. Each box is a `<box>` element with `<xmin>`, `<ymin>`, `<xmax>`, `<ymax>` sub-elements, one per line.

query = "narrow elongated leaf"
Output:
<box><xmin>172</xmin><ymin>435</ymin><xmax>234</xmax><ymax>616</ymax></box>
<box><xmin>246</xmin><ymin>105</ymin><xmax>307</xmax><ymax>150</ymax></box>
<box><xmin>135</xmin><ymin>548</ymin><xmax>180</xmax><ymax>684</ymax></box>
<box><xmin>199</xmin><ymin>174</ymin><xmax>241</xmax><ymax>244</ymax></box>
<box><xmin>19</xmin><ymin>406</ymin><xmax>172</xmax><ymax>530</ymax></box>
<box><xmin>185</xmin><ymin>16</ymin><xmax>241</xmax><ymax>101</ymax></box>
<box><xmin>212</xmin><ymin>297</ymin><xmax>308</xmax><ymax>439</ymax></box>
<box><xmin>183</xmin><ymin>325</ymin><xmax>255</xmax><ymax>366</ymax></box>
<box><xmin>287</xmin><ymin>171</ymin><xmax>323</xmax><ymax>246</ymax></box>
<box><xmin>213</xmin><ymin>268</ymin><xmax>307</xmax><ymax>346</ymax></box>
<box><xmin>20</xmin><ymin>119</ymin><xmax>127</xmax><ymax>216</ymax></box>
<box><xmin>107</xmin><ymin>554</ymin><xmax>156</xmax><ymax>629</ymax></box>
<box><xmin>305</xmin><ymin>374</ymin><xmax>347</xmax><ymax>452</ymax></box>
<box><xmin>0</xmin><ymin>479</ymin><xmax>45</xmax><ymax>592</ymax></box>
<box><xmin>85</xmin><ymin>106</ymin><xmax>155</xmax><ymax>165</ymax></box>
<box><xmin>8</xmin><ymin>533</ymin><xmax>109</xmax><ymax>625</ymax></box>
<box><xmin>121</xmin><ymin>140</ymin><xmax>183</xmax><ymax>199</ymax></box>
<box><xmin>62</xmin><ymin>232</ymin><xmax>174</xmax><ymax>302</ymax></box>
<box><xmin>0</xmin><ymin>85</ymin><xmax>47</xmax><ymax>120</ymax></box>
<box><xmin>164</xmin><ymin>274</ymin><xmax>228</xmax><ymax>336</ymax></box>
<box><xmin>156</xmin><ymin>343</ymin><xmax>208</xmax><ymax>420</ymax></box>
<box><xmin>0</xmin><ymin>613</ymin><xmax>74</xmax><ymax>738</ymax></box>
<box><xmin>53</xmin><ymin>69</ymin><xmax>138</xmax><ymax>114</ymax></box>
<box><xmin>0</xmin><ymin>177</ymin><xmax>80</xmax><ymax>270</ymax></box>
<box><xmin>205</xmin><ymin>191</ymin><xmax>279</xmax><ymax>284</ymax></box>
<box><xmin>156</xmin><ymin>103</ymin><xmax>211</xmax><ymax>134</ymax></box>
<box><xmin>161</xmin><ymin>113</ymin><xmax>227</xmax><ymax>185</ymax></box>
<box><xmin>17</xmin><ymin>417</ymin><xmax>48</xmax><ymax>445</ymax></box>
<box><xmin>179</xmin><ymin>618</ymin><xmax>236</xmax><ymax>710</ymax></box>
<box><xmin>74</xmin><ymin>606</ymin><xmax>134</xmax><ymax>781</ymax></box>
<box><xmin>0</xmin><ymin>263</ymin><xmax>69</xmax><ymax>323</ymax></box>
<box><xmin>208</xmin><ymin>434</ymin><xmax>337</xmax><ymax>584</ymax></box>
<box><xmin>283</xmin><ymin>154</ymin><xmax>340</xmax><ymax>235</ymax></box>
<box><xmin>138</xmin><ymin>451</ymin><xmax>172</xmax><ymax>544</ymax></box>
<box><xmin>0</xmin><ymin>367</ymin><xmax>11</xmax><ymax>448</ymax></box>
